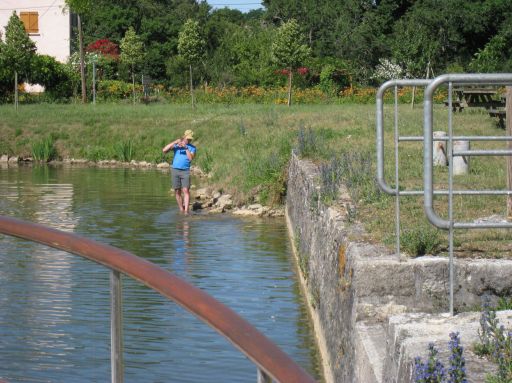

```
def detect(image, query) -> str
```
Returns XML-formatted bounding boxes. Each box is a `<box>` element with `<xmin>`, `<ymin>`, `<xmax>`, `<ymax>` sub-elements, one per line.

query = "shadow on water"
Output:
<box><xmin>0</xmin><ymin>165</ymin><xmax>322</xmax><ymax>382</ymax></box>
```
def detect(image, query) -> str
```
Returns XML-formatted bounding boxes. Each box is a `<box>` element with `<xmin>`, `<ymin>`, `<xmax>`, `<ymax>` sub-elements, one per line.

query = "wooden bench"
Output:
<box><xmin>488</xmin><ymin>108</ymin><xmax>506</xmax><ymax>129</ymax></box>
<box><xmin>453</xmin><ymin>87</ymin><xmax>499</xmax><ymax>110</ymax></box>
<box><xmin>444</xmin><ymin>99</ymin><xmax>464</xmax><ymax>112</ymax></box>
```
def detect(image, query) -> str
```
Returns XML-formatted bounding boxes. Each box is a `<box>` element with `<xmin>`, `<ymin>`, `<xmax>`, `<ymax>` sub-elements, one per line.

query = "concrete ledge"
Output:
<box><xmin>285</xmin><ymin>152</ymin><xmax>512</xmax><ymax>382</ymax></box>
<box><xmin>354</xmin><ymin>322</ymin><xmax>386</xmax><ymax>383</ymax></box>
<box><xmin>383</xmin><ymin>311</ymin><xmax>511</xmax><ymax>382</ymax></box>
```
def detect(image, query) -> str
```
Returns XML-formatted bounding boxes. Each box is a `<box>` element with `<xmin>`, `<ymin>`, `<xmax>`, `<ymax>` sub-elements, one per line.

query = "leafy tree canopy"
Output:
<box><xmin>120</xmin><ymin>26</ymin><xmax>144</xmax><ymax>68</ymax></box>
<box><xmin>271</xmin><ymin>19</ymin><xmax>310</xmax><ymax>69</ymax></box>
<box><xmin>178</xmin><ymin>19</ymin><xmax>206</xmax><ymax>64</ymax></box>
<box><xmin>2</xmin><ymin>12</ymin><xmax>36</xmax><ymax>75</ymax></box>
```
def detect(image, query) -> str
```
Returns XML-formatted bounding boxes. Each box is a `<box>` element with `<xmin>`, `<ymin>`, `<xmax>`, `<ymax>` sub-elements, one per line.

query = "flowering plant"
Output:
<box><xmin>274</xmin><ymin>68</ymin><xmax>290</xmax><ymax>76</ymax></box>
<box><xmin>414</xmin><ymin>334</ymin><xmax>467</xmax><ymax>383</ymax></box>
<box><xmin>296</xmin><ymin>67</ymin><xmax>309</xmax><ymax>76</ymax></box>
<box><xmin>371</xmin><ymin>58</ymin><xmax>405</xmax><ymax>81</ymax></box>
<box><xmin>86</xmin><ymin>39</ymin><xmax>120</xmax><ymax>60</ymax></box>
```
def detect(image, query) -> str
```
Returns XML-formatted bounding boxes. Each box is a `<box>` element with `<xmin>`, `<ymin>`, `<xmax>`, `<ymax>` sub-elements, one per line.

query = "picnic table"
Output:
<box><xmin>445</xmin><ymin>87</ymin><xmax>503</xmax><ymax>111</ymax></box>
<box><xmin>444</xmin><ymin>87</ymin><xmax>507</xmax><ymax>128</ymax></box>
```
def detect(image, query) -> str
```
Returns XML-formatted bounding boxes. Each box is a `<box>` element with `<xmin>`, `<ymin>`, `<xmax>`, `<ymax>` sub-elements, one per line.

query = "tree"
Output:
<box><xmin>81</xmin><ymin>0</ymin><xmax>208</xmax><ymax>82</ymax></box>
<box><xmin>178</xmin><ymin>19</ymin><xmax>206</xmax><ymax>108</ymax></box>
<box><xmin>65</xmin><ymin>0</ymin><xmax>91</xmax><ymax>103</ymax></box>
<box><xmin>469</xmin><ymin>23</ymin><xmax>512</xmax><ymax>72</ymax></box>
<box><xmin>120</xmin><ymin>27</ymin><xmax>144</xmax><ymax>103</ymax></box>
<box><xmin>205</xmin><ymin>19</ymin><xmax>275</xmax><ymax>87</ymax></box>
<box><xmin>389</xmin><ymin>0</ymin><xmax>494</xmax><ymax>76</ymax></box>
<box><xmin>2</xmin><ymin>12</ymin><xmax>36</xmax><ymax>110</ymax></box>
<box><xmin>271</xmin><ymin>19</ymin><xmax>311</xmax><ymax>106</ymax></box>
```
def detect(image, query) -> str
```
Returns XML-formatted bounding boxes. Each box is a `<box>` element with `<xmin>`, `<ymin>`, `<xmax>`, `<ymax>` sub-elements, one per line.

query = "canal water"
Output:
<box><xmin>0</xmin><ymin>165</ymin><xmax>321</xmax><ymax>383</ymax></box>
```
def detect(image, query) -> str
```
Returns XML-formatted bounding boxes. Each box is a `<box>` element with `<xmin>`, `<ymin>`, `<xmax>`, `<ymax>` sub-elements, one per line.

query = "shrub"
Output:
<box><xmin>371</xmin><ymin>58</ymin><xmax>405</xmax><ymax>83</ymax></box>
<box><xmin>86</xmin><ymin>39</ymin><xmax>120</xmax><ymax>60</ymax></box>
<box><xmin>400</xmin><ymin>226</ymin><xmax>441</xmax><ymax>256</ymax></box>
<box><xmin>241</xmin><ymin>135</ymin><xmax>291</xmax><ymax>205</ymax></box>
<box><xmin>319</xmin><ymin>64</ymin><xmax>337</xmax><ymax>95</ymax></box>
<box><xmin>97</xmin><ymin>80</ymin><xmax>141</xmax><ymax>101</ymax></box>
<box><xmin>30</xmin><ymin>54</ymin><xmax>76</xmax><ymax>100</ymax></box>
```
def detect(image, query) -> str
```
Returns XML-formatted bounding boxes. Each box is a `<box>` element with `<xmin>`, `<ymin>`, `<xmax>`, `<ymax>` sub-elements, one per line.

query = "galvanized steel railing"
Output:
<box><xmin>376</xmin><ymin>79</ymin><xmax>432</xmax><ymax>258</ymax></box>
<box><xmin>423</xmin><ymin>73</ymin><xmax>512</xmax><ymax>315</ymax></box>
<box><xmin>0</xmin><ymin>215</ymin><xmax>316</xmax><ymax>383</ymax></box>
<box><xmin>377</xmin><ymin>73</ymin><xmax>512</xmax><ymax>315</ymax></box>
<box><xmin>423</xmin><ymin>74</ymin><xmax>512</xmax><ymax>229</ymax></box>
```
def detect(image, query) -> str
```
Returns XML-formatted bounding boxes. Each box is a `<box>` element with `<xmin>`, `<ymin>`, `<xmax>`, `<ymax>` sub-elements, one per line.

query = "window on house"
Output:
<box><xmin>20</xmin><ymin>12</ymin><xmax>39</xmax><ymax>34</ymax></box>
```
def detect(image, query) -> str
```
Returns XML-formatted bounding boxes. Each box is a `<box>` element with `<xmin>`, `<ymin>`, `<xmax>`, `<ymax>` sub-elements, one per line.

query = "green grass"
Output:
<box><xmin>2</xmin><ymin>102</ymin><xmax>511</xmax><ymax>257</ymax></box>
<box><xmin>31</xmin><ymin>135</ymin><xmax>57</xmax><ymax>162</ymax></box>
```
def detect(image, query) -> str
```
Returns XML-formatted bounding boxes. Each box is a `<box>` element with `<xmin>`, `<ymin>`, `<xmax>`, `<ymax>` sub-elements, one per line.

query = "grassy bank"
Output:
<box><xmin>1</xmin><ymin>102</ymin><xmax>510</xmax><ymax>257</ymax></box>
<box><xmin>0</xmin><ymin>103</ymin><xmax>376</xmax><ymax>204</ymax></box>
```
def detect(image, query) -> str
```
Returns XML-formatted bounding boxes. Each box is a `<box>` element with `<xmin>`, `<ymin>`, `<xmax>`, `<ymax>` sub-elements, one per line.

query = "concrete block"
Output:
<box><xmin>354</xmin><ymin>322</ymin><xmax>386</xmax><ymax>383</ymax></box>
<box><xmin>383</xmin><ymin>311</ymin><xmax>511</xmax><ymax>382</ymax></box>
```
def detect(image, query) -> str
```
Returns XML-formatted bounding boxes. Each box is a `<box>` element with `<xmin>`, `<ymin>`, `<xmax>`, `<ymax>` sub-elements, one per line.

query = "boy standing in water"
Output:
<box><xmin>163</xmin><ymin>129</ymin><xmax>196</xmax><ymax>213</ymax></box>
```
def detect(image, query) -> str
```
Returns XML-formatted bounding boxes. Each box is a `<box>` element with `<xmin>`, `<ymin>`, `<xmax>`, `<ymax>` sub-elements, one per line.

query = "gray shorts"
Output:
<box><xmin>172</xmin><ymin>168</ymin><xmax>191</xmax><ymax>189</ymax></box>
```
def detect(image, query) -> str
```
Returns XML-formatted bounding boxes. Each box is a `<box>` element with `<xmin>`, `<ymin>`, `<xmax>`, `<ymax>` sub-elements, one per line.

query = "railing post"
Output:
<box><xmin>507</xmin><ymin>86</ymin><xmax>512</xmax><ymax>219</ymax></box>
<box><xmin>257</xmin><ymin>368</ymin><xmax>273</xmax><ymax>383</ymax></box>
<box><xmin>110</xmin><ymin>270</ymin><xmax>124</xmax><ymax>383</ymax></box>
<box><xmin>393</xmin><ymin>85</ymin><xmax>401</xmax><ymax>259</ymax></box>
<box><xmin>448</xmin><ymin>82</ymin><xmax>455</xmax><ymax>316</ymax></box>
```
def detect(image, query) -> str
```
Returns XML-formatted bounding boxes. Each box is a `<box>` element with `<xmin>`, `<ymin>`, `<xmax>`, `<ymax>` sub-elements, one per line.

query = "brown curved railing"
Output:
<box><xmin>0</xmin><ymin>215</ymin><xmax>316</xmax><ymax>383</ymax></box>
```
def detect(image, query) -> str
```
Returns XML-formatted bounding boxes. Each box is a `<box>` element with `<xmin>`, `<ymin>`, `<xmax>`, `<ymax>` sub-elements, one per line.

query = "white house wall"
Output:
<box><xmin>0</xmin><ymin>0</ymin><xmax>70</xmax><ymax>63</ymax></box>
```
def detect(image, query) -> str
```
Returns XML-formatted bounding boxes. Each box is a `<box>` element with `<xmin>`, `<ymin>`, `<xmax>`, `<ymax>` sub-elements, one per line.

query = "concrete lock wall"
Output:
<box><xmin>285</xmin><ymin>152</ymin><xmax>512</xmax><ymax>383</ymax></box>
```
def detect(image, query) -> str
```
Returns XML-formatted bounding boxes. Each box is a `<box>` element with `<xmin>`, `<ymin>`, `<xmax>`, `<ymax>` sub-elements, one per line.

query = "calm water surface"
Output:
<box><xmin>0</xmin><ymin>165</ymin><xmax>321</xmax><ymax>382</ymax></box>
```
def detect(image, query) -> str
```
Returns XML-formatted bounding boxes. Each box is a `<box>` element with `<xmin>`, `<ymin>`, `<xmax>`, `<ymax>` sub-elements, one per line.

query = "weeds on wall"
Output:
<box><xmin>400</xmin><ymin>226</ymin><xmax>441</xmax><ymax>257</ymax></box>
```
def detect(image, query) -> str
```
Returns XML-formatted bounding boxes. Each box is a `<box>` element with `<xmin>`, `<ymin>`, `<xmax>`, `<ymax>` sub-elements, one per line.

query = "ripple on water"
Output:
<box><xmin>0</xmin><ymin>167</ymin><xmax>321</xmax><ymax>382</ymax></box>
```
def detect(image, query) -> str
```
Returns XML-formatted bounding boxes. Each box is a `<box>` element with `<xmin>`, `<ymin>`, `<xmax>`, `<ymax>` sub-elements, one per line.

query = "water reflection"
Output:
<box><xmin>174</xmin><ymin>218</ymin><xmax>192</xmax><ymax>273</ymax></box>
<box><xmin>0</xmin><ymin>165</ymin><xmax>321</xmax><ymax>382</ymax></box>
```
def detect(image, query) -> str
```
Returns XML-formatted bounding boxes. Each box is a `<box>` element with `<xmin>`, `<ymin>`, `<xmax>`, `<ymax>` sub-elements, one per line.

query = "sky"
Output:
<box><xmin>207</xmin><ymin>0</ymin><xmax>263</xmax><ymax>13</ymax></box>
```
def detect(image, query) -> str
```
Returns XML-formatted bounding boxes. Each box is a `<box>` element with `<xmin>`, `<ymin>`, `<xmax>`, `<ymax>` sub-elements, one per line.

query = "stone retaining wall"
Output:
<box><xmin>285</xmin><ymin>152</ymin><xmax>512</xmax><ymax>382</ymax></box>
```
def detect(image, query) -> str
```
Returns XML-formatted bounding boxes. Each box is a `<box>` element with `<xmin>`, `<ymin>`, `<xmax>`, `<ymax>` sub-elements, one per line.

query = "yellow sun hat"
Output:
<box><xmin>183</xmin><ymin>129</ymin><xmax>194</xmax><ymax>140</ymax></box>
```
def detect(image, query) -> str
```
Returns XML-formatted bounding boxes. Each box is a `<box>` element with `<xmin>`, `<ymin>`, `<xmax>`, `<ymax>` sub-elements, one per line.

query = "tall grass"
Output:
<box><xmin>114</xmin><ymin>140</ymin><xmax>134</xmax><ymax>162</ymax></box>
<box><xmin>197</xmin><ymin>149</ymin><xmax>213</xmax><ymax>174</ymax></box>
<box><xmin>296</xmin><ymin>125</ymin><xmax>321</xmax><ymax>158</ymax></box>
<box><xmin>317</xmin><ymin>149</ymin><xmax>383</xmax><ymax>207</ymax></box>
<box><xmin>31</xmin><ymin>136</ymin><xmax>57</xmax><ymax>162</ymax></box>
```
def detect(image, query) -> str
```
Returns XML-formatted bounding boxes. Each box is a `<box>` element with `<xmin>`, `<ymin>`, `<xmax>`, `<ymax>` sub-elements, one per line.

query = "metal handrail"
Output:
<box><xmin>376</xmin><ymin>78</ymin><xmax>432</xmax><ymax>196</ymax></box>
<box><xmin>0</xmin><ymin>215</ymin><xmax>316</xmax><ymax>383</ymax></box>
<box><xmin>422</xmin><ymin>73</ymin><xmax>512</xmax><ymax>315</ymax></box>
<box><xmin>423</xmin><ymin>73</ymin><xmax>512</xmax><ymax>230</ymax></box>
<box><xmin>376</xmin><ymin>79</ymin><xmax>433</xmax><ymax>257</ymax></box>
